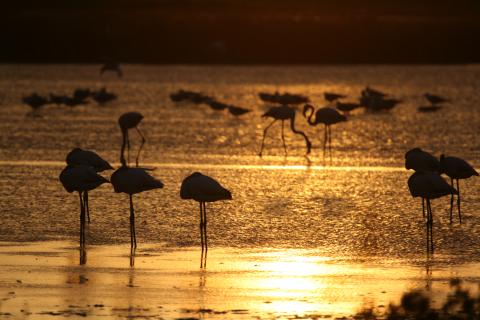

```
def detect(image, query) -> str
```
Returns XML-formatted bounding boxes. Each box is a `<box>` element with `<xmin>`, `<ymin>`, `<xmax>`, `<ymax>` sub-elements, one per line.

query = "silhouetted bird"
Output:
<box><xmin>303</xmin><ymin>104</ymin><xmax>346</xmax><ymax>158</ymax></box>
<box><xmin>66</xmin><ymin>148</ymin><xmax>113</xmax><ymax>223</ymax></box>
<box><xmin>49</xmin><ymin>93</ymin><xmax>68</xmax><ymax>105</ymax></box>
<box><xmin>405</xmin><ymin>148</ymin><xmax>440</xmax><ymax>173</ymax></box>
<box><xmin>205</xmin><ymin>99</ymin><xmax>228</xmax><ymax>110</ymax></box>
<box><xmin>59</xmin><ymin>164</ymin><xmax>109</xmax><ymax>250</ymax></box>
<box><xmin>23</xmin><ymin>93</ymin><xmax>48</xmax><ymax>112</ymax></box>
<box><xmin>228</xmin><ymin>105</ymin><xmax>251</xmax><ymax>116</ymax></box>
<box><xmin>258</xmin><ymin>92</ymin><xmax>310</xmax><ymax>105</ymax></box>
<box><xmin>424</xmin><ymin>93</ymin><xmax>449</xmax><ymax>105</ymax></box>
<box><xmin>324</xmin><ymin>92</ymin><xmax>346</xmax><ymax>103</ymax></box>
<box><xmin>418</xmin><ymin>106</ymin><xmax>442</xmax><ymax>113</ymax></box>
<box><xmin>100</xmin><ymin>61</ymin><xmax>123</xmax><ymax>78</ymax></box>
<box><xmin>362</xmin><ymin>86</ymin><xmax>387</xmax><ymax>98</ymax></box>
<box><xmin>336</xmin><ymin>102</ymin><xmax>361</xmax><ymax>115</ymax></box>
<box><xmin>111</xmin><ymin>166</ymin><xmax>164</xmax><ymax>249</ymax></box>
<box><xmin>408</xmin><ymin>171</ymin><xmax>457</xmax><ymax>253</ymax></box>
<box><xmin>259</xmin><ymin>105</ymin><xmax>312</xmax><ymax>157</ymax></box>
<box><xmin>440</xmin><ymin>154</ymin><xmax>478</xmax><ymax>223</ymax></box>
<box><xmin>92</xmin><ymin>87</ymin><xmax>117</xmax><ymax>105</ymax></box>
<box><xmin>73</xmin><ymin>88</ymin><xmax>92</xmax><ymax>101</ymax></box>
<box><xmin>119</xmin><ymin>112</ymin><xmax>145</xmax><ymax>167</ymax></box>
<box><xmin>180</xmin><ymin>172</ymin><xmax>231</xmax><ymax>268</ymax></box>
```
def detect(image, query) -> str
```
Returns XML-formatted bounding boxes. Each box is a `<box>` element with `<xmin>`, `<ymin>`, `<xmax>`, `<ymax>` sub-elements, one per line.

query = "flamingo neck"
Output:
<box><xmin>120</xmin><ymin>130</ymin><xmax>127</xmax><ymax>167</ymax></box>
<box><xmin>305</xmin><ymin>105</ymin><xmax>316</xmax><ymax>125</ymax></box>
<box><xmin>290</xmin><ymin>115</ymin><xmax>312</xmax><ymax>154</ymax></box>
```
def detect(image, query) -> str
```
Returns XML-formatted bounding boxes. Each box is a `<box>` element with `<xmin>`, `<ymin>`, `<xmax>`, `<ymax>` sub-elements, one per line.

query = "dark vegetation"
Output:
<box><xmin>2</xmin><ymin>0</ymin><xmax>480</xmax><ymax>64</ymax></box>
<box><xmin>354</xmin><ymin>279</ymin><xmax>480</xmax><ymax>320</ymax></box>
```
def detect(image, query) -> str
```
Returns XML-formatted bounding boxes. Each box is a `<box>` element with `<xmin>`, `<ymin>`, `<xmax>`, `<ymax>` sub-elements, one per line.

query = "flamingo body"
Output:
<box><xmin>405</xmin><ymin>148</ymin><xmax>440</xmax><ymax>172</ymax></box>
<box><xmin>60</xmin><ymin>165</ymin><xmax>109</xmax><ymax>193</ymax></box>
<box><xmin>180</xmin><ymin>172</ymin><xmax>232</xmax><ymax>202</ymax></box>
<box><xmin>440</xmin><ymin>155</ymin><xmax>478</xmax><ymax>180</ymax></box>
<box><xmin>66</xmin><ymin>148</ymin><xmax>113</xmax><ymax>172</ymax></box>
<box><xmin>408</xmin><ymin>171</ymin><xmax>457</xmax><ymax>200</ymax></box>
<box><xmin>111</xmin><ymin>167</ymin><xmax>164</xmax><ymax>195</ymax></box>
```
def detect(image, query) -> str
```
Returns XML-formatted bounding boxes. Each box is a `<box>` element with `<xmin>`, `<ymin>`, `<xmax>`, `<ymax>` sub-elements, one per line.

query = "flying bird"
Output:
<box><xmin>118</xmin><ymin>112</ymin><xmax>145</xmax><ymax>167</ymax></box>
<box><xmin>303</xmin><ymin>104</ymin><xmax>346</xmax><ymax>158</ymax></box>
<box><xmin>440</xmin><ymin>154</ymin><xmax>478</xmax><ymax>223</ymax></box>
<box><xmin>180</xmin><ymin>172</ymin><xmax>232</xmax><ymax>268</ymax></box>
<box><xmin>259</xmin><ymin>105</ymin><xmax>312</xmax><ymax>157</ymax></box>
<box><xmin>111</xmin><ymin>166</ymin><xmax>164</xmax><ymax>250</ymax></box>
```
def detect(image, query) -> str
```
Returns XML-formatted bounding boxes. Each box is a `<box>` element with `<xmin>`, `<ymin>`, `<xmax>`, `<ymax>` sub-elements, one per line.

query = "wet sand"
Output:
<box><xmin>1</xmin><ymin>241</ymin><xmax>480</xmax><ymax>319</ymax></box>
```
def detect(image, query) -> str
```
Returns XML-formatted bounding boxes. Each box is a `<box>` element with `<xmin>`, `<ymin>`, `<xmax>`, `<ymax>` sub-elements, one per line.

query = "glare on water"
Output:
<box><xmin>0</xmin><ymin>64</ymin><xmax>479</xmax><ymax>318</ymax></box>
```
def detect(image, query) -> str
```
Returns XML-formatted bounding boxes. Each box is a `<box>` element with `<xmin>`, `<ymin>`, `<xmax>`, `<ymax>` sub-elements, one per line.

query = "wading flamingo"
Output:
<box><xmin>440</xmin><ymin>154</ymin><xmax>478</xmax><ymax>224</ymax></box>
<box><xmin>119</xmin><ymin>112</ymin><xmax>145</xmax><ymax>167</ymax></box>
<box><xmin>408</xmin><ymin>171</ymin><xmax>457</xmax><ymax>253</ymax></box>
<box><xmin>259</xmin><ymin>105</ymin><xmax>312</xmax><ymax>157</ymax></box>
<box><xmin>66</xmin><ymin>148</ymin><xmax>113</xmax><ymax>223</ymax></box>
<box><xmin>303</xmin><ymin>104</ymin><xmax>346</xmax><ymax>158</ymax></box>
<box><xmin>180</xmin><ymin>172</ymin><xmax>232</xmax><ymax>268</ymax></box>
<box><xmin>111</xmin><ymin>166</ymin><xmax>164</xmax><ymax>250</ymax></box>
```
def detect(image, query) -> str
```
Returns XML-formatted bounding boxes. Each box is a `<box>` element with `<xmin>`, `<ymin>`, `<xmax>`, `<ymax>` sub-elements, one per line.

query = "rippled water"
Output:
<box><xmin>0</xmin><ymin>64</ymin><xmax>479</xmax><ymax>317</ymax></box>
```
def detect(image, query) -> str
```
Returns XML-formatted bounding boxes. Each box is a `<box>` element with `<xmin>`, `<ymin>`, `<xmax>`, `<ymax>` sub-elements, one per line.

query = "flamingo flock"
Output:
<box><xmin>405</xmin><ymin>147</ymin><xmax>478</xmax><ymax>252</ymax></box>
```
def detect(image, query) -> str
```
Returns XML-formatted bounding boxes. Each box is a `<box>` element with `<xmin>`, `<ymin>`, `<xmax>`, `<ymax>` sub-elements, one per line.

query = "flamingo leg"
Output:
<box><xmin>203</xmin><ymin>202</ymin><xmax>208</xmax><ymax>268</ymax></box>
<box><xmin>427</xmin><ymin>199</ymin><xmax>434</xmax><ymax>253</ymax></box>
<box><xmin>259</xmin><ymin>119</ymin><xmax>276</xmax><ymax>157</ymax></box>
<box><xmin>323</xmin><ymin>125</ymin><xmax>327</xmax><ymax>159</ymax></box>
<box><xmin>135</xmin><ymin>127</ymin><xmax>146</xmax><ymax>167</ymax></box>
<box><xmin>199</xmin><ymin>201</ymin><xmax>204</xmax><ymax>268</ymax></box>
<box><xmin>328</xmin><ymin>125</ymin><xmax>332</xmax><ymax>163</ymax></box>
<box><xmin>129</xmin><ymin>194</ymin><xmax>137</xmax><ymax>249</ymax></box>
<box><xmin>281</xmin><ymin>120</ymin><xmax>287</xmax><ymax>156</ymax></box>
<box><xmin>79</xmin><ymin>191</ymin><xmax>84</xmax><ymax>249</ymax></box>
<box><xmin>449</xmin><ymin>178</ymin><xmax>454</xmax><ymax>224</ymax></box>
<box><xmin>84</xmin><ymin>191</ymin><xmax>90</xmax><ymax>223</ymax></box>
<box><xmin>422</xmin><ymin>198</ymin><xmax>425</xmax><ymax>219</ymax></box>
<box><xmin>457</xmin><ymin>179</ymin><xmax>461</xmax><ymax>224</ymax></box>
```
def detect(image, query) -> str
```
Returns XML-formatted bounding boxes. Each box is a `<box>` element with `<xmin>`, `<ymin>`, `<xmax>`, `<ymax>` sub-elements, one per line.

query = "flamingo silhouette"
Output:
<box><xmin>440</xmin><ymin>154</ymin><xmax>478</xmax><ymax>224</ymax></box>
<box><xmin>408</xmin><ymin>171</ymin><xmax>457</xmax><ymax>253</ymax></box>
<box><xmin>324</xmin><ymin>92</ymin><xmax>346</xmax><ymax>103</ymax></box>
<box><xmin>180</xmin><ymin>172</ymin><xmax>232</xmax><ymax>268</ymax></box>
<box><xmin>424</xmin><ymin>93</ymin><xmax>449</xmax><ymax>105</ymax></box>
<box><xmin>405</xmin><ymin>148</ymin><xmax>440</xmax><ymax>173</ymax></box>
<box><xmin>66</xmin><ymin>148</ymin><xmax>113</xmax><ymax>223</ymax></box>
<box><xmin>111</xmin><ymin>166</ymin><xmax>164</xmax><ymax>250</ymax></box>
<box><xmin>119</xmin><ymin>112</ymin><xmax>145</xmax><ymax>167</ymax></box>
<box><xmin>258</xmin><ymin>105</ymin><xmax>312</xmax><ymax>157</ymax></box>
<box><xmin>59</xmin><ymin>165</ymin><xmax>109</xmax><ymax>253</ymax></box>
<box><xmin>302</xmin><ymin>104</ymin><xmax>346</xmax><ymax>158</ymax></box>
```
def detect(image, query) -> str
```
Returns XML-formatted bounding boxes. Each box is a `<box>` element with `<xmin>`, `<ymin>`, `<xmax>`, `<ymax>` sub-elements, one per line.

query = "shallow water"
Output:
<box><xmin>0</xmin><ymin>64</ymin><xmax>479</xmax><ymax>318</ymax></box>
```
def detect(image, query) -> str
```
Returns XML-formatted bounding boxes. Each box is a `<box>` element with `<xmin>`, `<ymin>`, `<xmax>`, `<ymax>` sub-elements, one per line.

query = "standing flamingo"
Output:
<box><xmin>180</xmin><ymin>172</ymin><xmax>232</xmax><ymax>268</ymax></box>
<box><xmin>302</xmin><ymin>104</ymin><xmax>346</xmax><ymax>158</ymax></box>
<box><xmin>66</xmin><ymin>148</ymin><xmax>113</xmax><ymax>223</ymax></box>
<box><xmin>439</xmin><ymin>154</ymin><xmax>478</xmax><ymax>224</ymax></box>
<box><xmin>258</xmin><ymin>105</ymin><xmax>312</xmax><ymax>157</ymax></box>
<box><xmin>408</xmin><ymin>171</ymin><xmax>457</xmax><ymax>253</ymax></box>
<box><xmin>324</xmin><ymin>92</ymin><xmax>346</xmax><ymax>103</ymax></box>
<box><xmin>119</xmin><ymin>112</ymin><xmax>145</xmax><ymax>167</ymax></box>
<box><xmin>100</xmin><ymin>61</ymin><xmax>123</xmax><ymax>78</ymax></box>
<box><xmin>59</xmin><ymin>165</ymin><xmax>109</xmax><ymax>252</ymax></box>
<box><xmin>111</xmin><ymin>166</ymin><xmax>164</xmax><ymax>250</ymax></box>
<box><xmin>424</xmin><ymin>93</ymin><xmax>449</xmax><ymax>105</ymax></box>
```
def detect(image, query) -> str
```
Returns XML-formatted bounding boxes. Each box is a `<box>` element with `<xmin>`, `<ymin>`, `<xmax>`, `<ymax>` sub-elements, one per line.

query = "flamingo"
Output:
<box><xmin>111</xmin><ymin>166</ymin><xmax>164</xmax><ymax>250</ymax></box>
<box><xmin>405</xmin><ymin>148</ymin><xmax>440</xmax><ymax>219</ymax></box>
<box><xmin>66</xmin><ymin>148</ymin><xmax>113</xmax><ymax>223</ymax></box>
<box><xmin>324</xmin><ymin>92</ymin><xmax>346</xmax><ymax>103</ymax></box>
<box><xmin>59</xmin><ymin>165</ymin><xmax>109</xmax><ymax>252</ymax></box>
<box><xmin>118</xmin><ymin>112</ymin><xmax>145</xmax><ymax>167</ymax></box>
<box><xmin>100</xmin><ymin>61</ymin><xmax>123</xmax><ymax>78</ymax></box>
<box><xmin>92</xmin><ymin>87</ymin><xmax>117</xmax><ymax>105</ymax></box>
<box><xmin>258</xmin><ymin>105</ymin><xmax>312</xmax><ymax>157</ymax></box>
<box><xmin>408</xmin><ymin>171</ymin><xmax>457</xmax><ymax>253</ymax></box>
<box><xmin>228</xmin><ymin>105</ymin><xmax>251</xmax><ymax>116</ymax></box>
<box><xmin>424</xmin><ymin>93</ymin><xmax>449</xmax><ymax>105</ymax></box>
<box><xmin>336</xmin><ymin>102</ymin><xmax>361</xmax><ymax>115</ymax></box>
<box><xmin>440</xmin><ymin>154</ymin><xmax>478</xmax><ymax>224</ymax></box>
<box><xmin>302</xmin><ymin>104</ymin><xmax>346</xmax><ymax>158</ymax></box>
<box><xmin>180</xmin><ymin>172</ymin><xmax>232</xmax><ymax>268</ymax></box>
